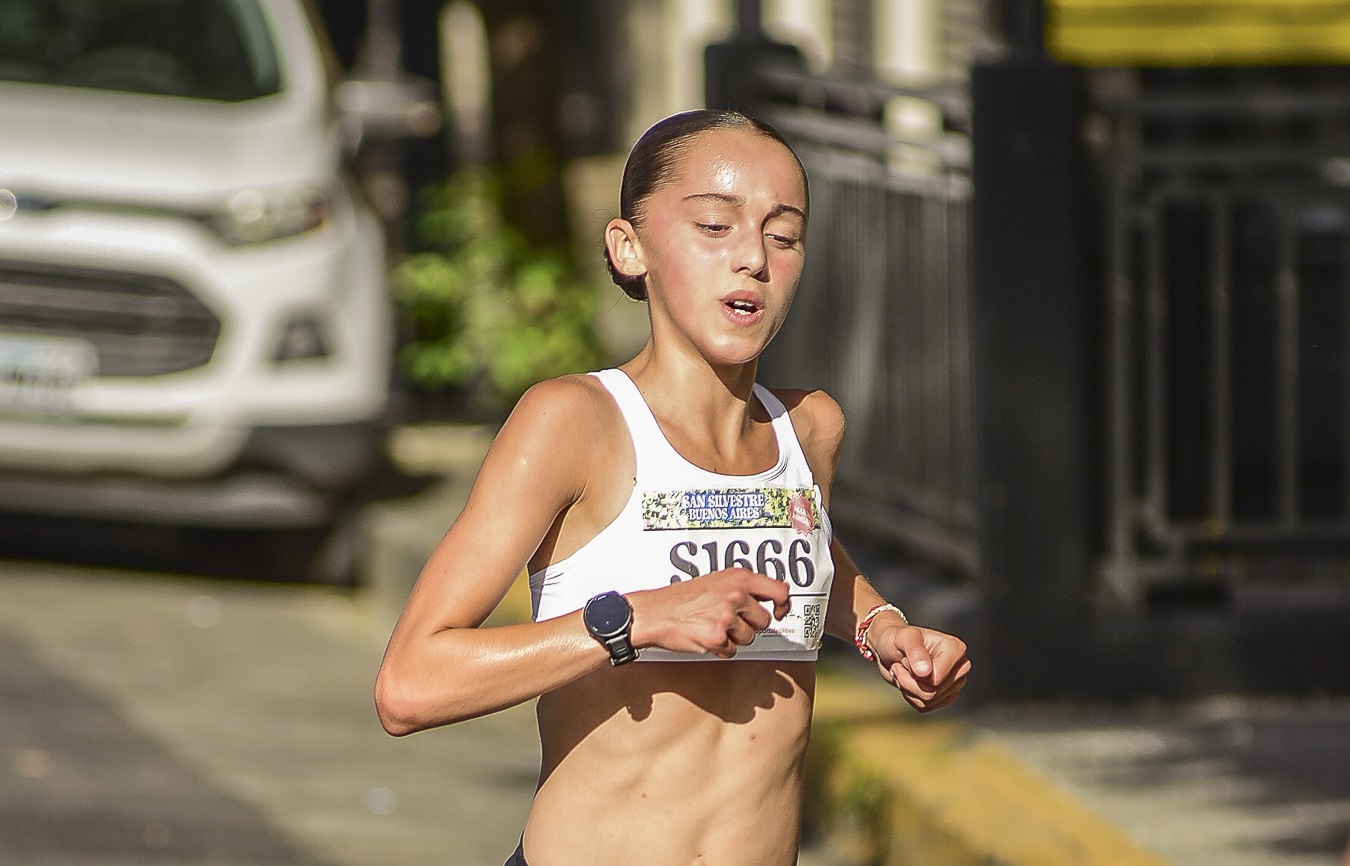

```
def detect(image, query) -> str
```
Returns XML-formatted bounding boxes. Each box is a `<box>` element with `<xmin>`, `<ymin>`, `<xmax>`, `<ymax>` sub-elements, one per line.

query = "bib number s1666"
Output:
<box><xmin>669</xmin><ymin>538</ymin><xmax>816</xmax><ymax>587</ymax></box>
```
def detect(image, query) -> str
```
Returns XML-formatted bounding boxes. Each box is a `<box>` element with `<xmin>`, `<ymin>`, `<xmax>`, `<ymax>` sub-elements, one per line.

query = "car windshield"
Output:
<box><xmin>0</xmin><ymin>0</ymin><xmax>281</xmax><ymax>101</ymax></box>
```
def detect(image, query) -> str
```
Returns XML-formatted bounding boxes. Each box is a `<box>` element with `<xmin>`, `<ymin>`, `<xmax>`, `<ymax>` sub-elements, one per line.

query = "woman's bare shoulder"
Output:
<box><xmin>444</xmin><ymin>373</ymin><xmax>629</xmax><ymax>559</ymax></box>
<box><xmin>498</xmin><ymin>373</ymin><xmax>625</xmax><ymax>464</ymax></box>
<box><xmin>766</xmin><ymin>386</ymin><xmax>845</xmax><ymax>442</ymax></box>
<box><xmin>511</xmin><ymin>372</ymin><xmax>618</xmax><ymax>424</ymax></box>
<box><xmin>505</xmin><ymin>371</ymin><xmax>627</xmax><ymax>454</ymax></box>
<box><xmin>765</xmin><ymin>386</ymin><xmax>846</xmax><ymax>477</ymax></box>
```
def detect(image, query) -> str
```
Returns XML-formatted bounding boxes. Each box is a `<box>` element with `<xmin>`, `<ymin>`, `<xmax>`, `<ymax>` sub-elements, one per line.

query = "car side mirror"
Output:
<box><xmin>334</xmin><ymin>73</ymin><xmax>442</xmax><ymax>156</ymax></box>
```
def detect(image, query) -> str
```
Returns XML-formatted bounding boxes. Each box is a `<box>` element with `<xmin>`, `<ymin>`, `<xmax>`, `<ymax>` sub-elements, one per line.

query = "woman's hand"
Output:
<box><xmin>866</xmin><ymin>619</ymin><xmax>971</xmax><ymax>712</ymax></box>
<box><xmin>627</xmin><ymin>569</ymin><xmax>791</xmax><ymax>658</ymax></box>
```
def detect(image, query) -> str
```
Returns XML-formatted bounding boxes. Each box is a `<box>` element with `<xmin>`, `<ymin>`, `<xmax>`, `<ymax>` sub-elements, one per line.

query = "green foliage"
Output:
<box><xmin>803</xmin><ymin>714</ymin><xmax>895</xmax><ymax>866</ymax></box>
<box><xmin>835</xmin><ymin>758</ymin><xmax>895</xmax><ymax>866</ymax></box>
<box><xmin>394</xmin><ymin>168</ymin><xmax>608</xmax><ymax>414</ymax></box>
<box><xmin>801</xmin><ymin>719</ymin><xmax>844</xmax><ymax>842</ymax></box>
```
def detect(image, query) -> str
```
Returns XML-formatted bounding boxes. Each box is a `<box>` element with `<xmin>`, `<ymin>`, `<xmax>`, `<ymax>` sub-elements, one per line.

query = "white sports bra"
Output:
<box><xmin>528</xmin><ymin>369</ymin><xmax>835</xmax><ymax>662</ymax></box>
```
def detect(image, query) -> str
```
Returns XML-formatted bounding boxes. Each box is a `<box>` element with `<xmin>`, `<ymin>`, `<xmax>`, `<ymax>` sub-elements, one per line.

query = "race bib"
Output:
<box><xmin>642</xmin><ymin>487</ymin><xmax>833</xmax><ymax>651</ymax></box>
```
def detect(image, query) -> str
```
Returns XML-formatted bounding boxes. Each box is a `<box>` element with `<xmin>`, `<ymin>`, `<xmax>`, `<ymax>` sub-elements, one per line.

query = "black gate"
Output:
<box><xmin>1095</xmin><ymin>68</ymin><xmax>1350</xmax><ymax>605</ymax></box>
<box><xmin>717</xmin><ymin>59</ymin><xmax>978</xmax><ymax>577</ymax></box>
<box><xmin>707</xmin><ymin>12</ymin><xmax>1350</xmax><ymax>698</ymax></box>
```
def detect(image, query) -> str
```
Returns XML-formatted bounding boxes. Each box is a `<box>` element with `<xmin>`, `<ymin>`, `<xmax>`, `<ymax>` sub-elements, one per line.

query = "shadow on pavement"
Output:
<box><xmin>0</xmin><ymin>464</ymin><xmax>438</xmax><ymax>585</ymax></box>
<box><xmin>0</xmin><ymin>512</ymin><xmax>325</xmax><ymax>583</ymax></box>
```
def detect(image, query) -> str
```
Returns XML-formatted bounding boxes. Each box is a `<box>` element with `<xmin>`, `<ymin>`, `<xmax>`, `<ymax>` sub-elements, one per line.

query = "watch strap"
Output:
<box><xmin>602</xmin><ymin>632</ymin><xmax>639</xmax><ymax>666</ymax></box>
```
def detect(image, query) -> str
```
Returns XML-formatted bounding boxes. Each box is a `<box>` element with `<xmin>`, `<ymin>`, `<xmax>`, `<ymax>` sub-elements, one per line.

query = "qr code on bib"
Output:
<box><xmin>803</xmin><ymin>602</ymin><xmax>823</xmax><ymax>643</ymax></box>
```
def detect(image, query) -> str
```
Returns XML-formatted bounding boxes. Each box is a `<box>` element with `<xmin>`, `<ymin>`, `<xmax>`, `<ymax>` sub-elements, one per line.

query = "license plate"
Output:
<box><xmin>0</xmin><ymin>332</ymin><xmax>98</xmax><ymax>416</ymax></box>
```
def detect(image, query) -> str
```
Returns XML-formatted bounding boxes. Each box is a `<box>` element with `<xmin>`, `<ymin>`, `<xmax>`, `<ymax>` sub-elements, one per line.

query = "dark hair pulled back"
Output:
<box><xmin>605</xmin><ymin>109</ymin><xmax>805</xmax><ymax>301</ymax></box>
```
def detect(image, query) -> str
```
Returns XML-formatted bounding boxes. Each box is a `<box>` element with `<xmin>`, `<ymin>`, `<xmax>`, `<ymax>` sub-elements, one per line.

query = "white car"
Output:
<box><xmin>0</xmin><ymin>0</ymin><xmax>395</xmax><ymax>556</ymax></box>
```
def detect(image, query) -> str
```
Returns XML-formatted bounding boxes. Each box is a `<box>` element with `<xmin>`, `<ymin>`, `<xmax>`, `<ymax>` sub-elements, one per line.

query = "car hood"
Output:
<box><xmin>0</xmin><ymin>84</ymin><xmax>338</xmax><ymax>209</ymax></box>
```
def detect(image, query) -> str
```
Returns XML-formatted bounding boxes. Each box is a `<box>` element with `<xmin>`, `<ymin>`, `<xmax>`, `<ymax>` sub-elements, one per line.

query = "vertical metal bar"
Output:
<box><xmin>1142</xmin><ymin>195</ymin><xmax>1169</xmax><ymax>532</ymax></box>
<box><xmin>1274</xmin><ymin>201</ymin><xmax>1301</xmax><ymax>525</ymax></box>
<box><xmin>873</xmin><ymin>177</ymin><xmax>894</xmax><ymax>490</ymax></box>
<box><xmin>920</xmin><ymin>189</ymin><xmax>942</xmax><ymax>492</ymax></box>
<box><xmin>1343</xmin><ymin>197</ymin><xmax>1350</xmax><ymax>527</ymax></box>
<box><xmin>840</xmin><ymin>172</ymin><xmax>887</xmax><ymax>482</ymax></box>
<box><xmin>867</xmin><ymin>176</ymin><xmax>888</xmax><ymax>483</ymax></box>
<box><xmin>907</xmin><ymin>186</ymin><xmax>925</xmax><ymax>490</ymax></box>
<box><xmin>915</xmin><ymin>186</ymin><xmax>929</xmax><ymax>491</ymax></box>
<box><xmin>1208</xmin><ymin>194</ymin><xmax>1233</xmax><ymax>523</ymax></box>
<box><xmin>839</xmin><ymin>177</ymin><xmax>862</xmax><ymax>431</ymax></box>
<box><xmin>798</xmin><ymin>155</ymin><xmax>821</xmax><ymax>387</ymax></box>
<box><xmin>819</xmin><ymin>162</ymin><xmax>839</xmax><ymax>389</ymax></box>
<box><xmin>950</xmin><ymin>186</ymin><xmax>973</xmax><ymax>511</ymax></box>
<box><xmin>925</xmin><ymin>185</ymin><xmax>953</xmax><ymax>505</ymax></box>
<box><xmin>1105</xmin><ymin>164</ymin><xmax>1136</xmax><ymax>565</ymax></box>
<box><xmin>1098</xmin><ymin>98</ymin><xmax>1147</xmax><ymax>606</ymax></box>
<box><xmin>899</xmin><ymin>188</ymin><xmax>924</xmax><ymax>487</ymax></box>
<box><xmin>886</xmin><ymin>181</ymin><xmax>908</xmax><ymax>490</ymax></box>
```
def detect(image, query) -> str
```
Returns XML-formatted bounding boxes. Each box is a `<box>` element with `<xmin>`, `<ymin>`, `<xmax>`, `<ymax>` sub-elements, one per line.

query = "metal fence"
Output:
<box><xmin>1095</xmin><ymin>68</ymin><xmax>1350</xmax><ymax>603</ymax></box>
<box><xmin>747</xmin><ymin>68</ymin><xmax>978</xmax><ymax>575</ymax></box>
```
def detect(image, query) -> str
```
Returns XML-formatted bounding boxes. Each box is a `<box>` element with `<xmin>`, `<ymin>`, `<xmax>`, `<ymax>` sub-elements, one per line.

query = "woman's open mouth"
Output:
<box><xmin>721</xmin><ymin>293</ymin><xmax>765</xmax><ymax>324</ymax></box>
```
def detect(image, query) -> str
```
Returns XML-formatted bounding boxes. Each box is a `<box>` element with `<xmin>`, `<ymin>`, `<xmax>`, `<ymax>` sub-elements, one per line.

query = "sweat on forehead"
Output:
<box><xmin>618</xmin><ymin>110</ymin><xmax>807</xmax><ymax>226</ymax></box>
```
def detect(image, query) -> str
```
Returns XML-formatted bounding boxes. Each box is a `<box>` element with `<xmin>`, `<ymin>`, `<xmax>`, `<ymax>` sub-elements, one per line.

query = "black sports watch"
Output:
<box><xmin>583</xmin><ymin>591</ymin><xmax>638</xmax><ymax>666</ymax></box>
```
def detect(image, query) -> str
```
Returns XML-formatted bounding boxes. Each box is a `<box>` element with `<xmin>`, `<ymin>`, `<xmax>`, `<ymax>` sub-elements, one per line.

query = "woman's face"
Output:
<box><xmin>629</xmin><ymin>127</ymin><xmax>809</xmax><ymax>368</ymax></box>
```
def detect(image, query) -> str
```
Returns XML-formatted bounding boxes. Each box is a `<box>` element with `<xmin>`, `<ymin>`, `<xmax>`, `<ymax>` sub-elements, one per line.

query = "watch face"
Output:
<box><xmin>586</xmin><ymin>592</ymin><xmax>630</xmax><ymax>635</ymax></box>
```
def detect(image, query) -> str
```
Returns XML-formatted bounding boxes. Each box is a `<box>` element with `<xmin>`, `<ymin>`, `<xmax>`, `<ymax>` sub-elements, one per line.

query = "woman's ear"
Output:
<box><xmin>604</xmin><ymin>218</ymin><xmax>647</xmax><ymax>279</ymax></box>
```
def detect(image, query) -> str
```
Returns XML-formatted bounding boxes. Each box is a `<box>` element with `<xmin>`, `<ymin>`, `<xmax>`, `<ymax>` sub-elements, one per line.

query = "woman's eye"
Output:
<box><xmin>768</xmin><ymin>233</ymin><xmax>801</xmax><ymax>248</ymax></box>
<box><xmin>696</xmin><ymin>223</ymin><xmax>730</xmax><ymax>234</ymax></box>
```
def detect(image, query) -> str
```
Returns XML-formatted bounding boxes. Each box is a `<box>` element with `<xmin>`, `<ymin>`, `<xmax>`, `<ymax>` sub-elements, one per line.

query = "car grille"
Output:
<box><xmin>0</xmin><ymin>261</ymin><xmax>221</xmax><ymax>376</ymax></box>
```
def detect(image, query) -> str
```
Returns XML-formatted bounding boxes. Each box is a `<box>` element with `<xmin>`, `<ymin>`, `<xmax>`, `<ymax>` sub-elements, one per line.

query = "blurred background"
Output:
<box><xmin>2</xmin><ymin>1</ymin><xmax>1350</xmax><ymax>864</ymax></box>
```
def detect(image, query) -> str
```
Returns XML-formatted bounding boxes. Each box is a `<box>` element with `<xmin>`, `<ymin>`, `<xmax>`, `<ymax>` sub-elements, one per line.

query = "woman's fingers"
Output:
<box><xmin>737</xmin><ymin>596</ymin><xmax>773</xmax><ymax>632</ymax></box>
<box><xmin>729</xmin><ymin>610</ymin><xmax>761</xmax><ymax>645</ymax></box>
<box><xmin>873</xmin><ymin>624</ymin><xmax>972</xmax><ymax>712</ymax></box>
<box><xmin>742</xmin><ymin>572</ymin><xmax>792</xmax><ymax>620</ymax></box>
<box><xmin>712</xmin><ymin>638</ymin><xmax>739</xmax><ymax>659</ymax></box>
<box><xmin>631</xmin><ymin>568</ymin><xmax>790</xmax><ymax>656</ymax></box>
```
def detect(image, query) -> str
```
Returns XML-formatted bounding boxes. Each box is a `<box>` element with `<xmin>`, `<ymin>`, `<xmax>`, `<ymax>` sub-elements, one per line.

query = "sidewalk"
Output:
<box><xmin>974</xmin><ymin>696</ymin><xmax>1350</xmax><ymax>866</ymax></box>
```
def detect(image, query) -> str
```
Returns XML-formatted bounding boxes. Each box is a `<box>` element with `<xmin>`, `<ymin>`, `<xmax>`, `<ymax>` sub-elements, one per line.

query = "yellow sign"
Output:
<box><xmin>1048</xmin><ymin>0</ymin><xmax>1350</xmax><ymax>65</ymax></box>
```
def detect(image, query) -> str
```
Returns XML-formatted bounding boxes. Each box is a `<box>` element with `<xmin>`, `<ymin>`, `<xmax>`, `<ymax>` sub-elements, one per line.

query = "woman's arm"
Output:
<box><xmin>784</xmin><ymin>388</ymin><xmax>971</xmax><ymax>713</ymax></box>
<box><xmin>824</xmin><ymin>540</ymin><xmax>969</xmax><ymax>712</ymax></box>
<box><xmin>375</xmin><ymin>376</ymin><xmax>793</xmax><ymax>735</ymax></box>
<box><xmin>374</xmin><ymin>377</ymin><xmax>614</xmax><ymax>735</ymax></box>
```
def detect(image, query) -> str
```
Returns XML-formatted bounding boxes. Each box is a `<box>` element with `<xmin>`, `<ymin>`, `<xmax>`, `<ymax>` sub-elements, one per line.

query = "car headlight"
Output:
<box><xmin>206</xmin><ymin>184</ymin><xmax>330</xmax><ymax>245</ymax></box>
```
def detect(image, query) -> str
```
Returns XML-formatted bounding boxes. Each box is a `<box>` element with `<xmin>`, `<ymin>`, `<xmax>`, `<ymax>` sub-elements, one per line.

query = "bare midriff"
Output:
<box><xmin>525</xmin><ymin>659</ymin><xmax>816</xmax><ymax>866</ymax></box>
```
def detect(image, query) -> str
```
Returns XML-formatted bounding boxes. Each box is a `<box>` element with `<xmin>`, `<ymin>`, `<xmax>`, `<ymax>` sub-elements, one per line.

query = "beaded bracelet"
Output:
<box><xmin>854</xmin><ymin>603</ymin><xmax>908</xmax><ymax>661</ymax></box>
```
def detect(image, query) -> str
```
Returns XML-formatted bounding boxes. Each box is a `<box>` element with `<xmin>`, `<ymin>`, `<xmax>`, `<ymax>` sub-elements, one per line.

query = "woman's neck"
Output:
<box><xmin>621</xmin><ymin>341</ymin><xmax>763</xmax><ymax>439</ymax></box>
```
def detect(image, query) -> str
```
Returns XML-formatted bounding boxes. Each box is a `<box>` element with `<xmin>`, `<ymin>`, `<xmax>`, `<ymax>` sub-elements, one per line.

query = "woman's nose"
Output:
<box><xmin>735</xmin><ymin>233</ymin><xmax>769</xmax><ymax>280</ymax></box>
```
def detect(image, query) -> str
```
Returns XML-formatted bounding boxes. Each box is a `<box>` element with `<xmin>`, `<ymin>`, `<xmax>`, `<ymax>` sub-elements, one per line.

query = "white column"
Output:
<box><xmin>439</xmin><ymin>1</ymin><xmax>491</xmax><ymax>165</ymax></box>
<box><xmin>874</xmin><ymin>0</ymin><xmax>941</xmax><ymax>83</ymax></box>
<box><xmin>763</xmin><ymin>0</ymin><xmax>833</xmax><ymax>70</ymax></box>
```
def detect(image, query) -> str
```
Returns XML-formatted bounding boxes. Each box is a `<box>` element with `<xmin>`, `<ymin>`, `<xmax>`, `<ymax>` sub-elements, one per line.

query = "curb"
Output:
<box><xmin>811</xmin><ymin>677</ymin><xmax>1171</xmax><ymax>866</ymax></box>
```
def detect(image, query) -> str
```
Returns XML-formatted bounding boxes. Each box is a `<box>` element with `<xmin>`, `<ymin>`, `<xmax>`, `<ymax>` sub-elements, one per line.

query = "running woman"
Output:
<box><xmin>375</xmin><ymin>109</ymin><xmax>971</xmax><ymax>866</ymax></box>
